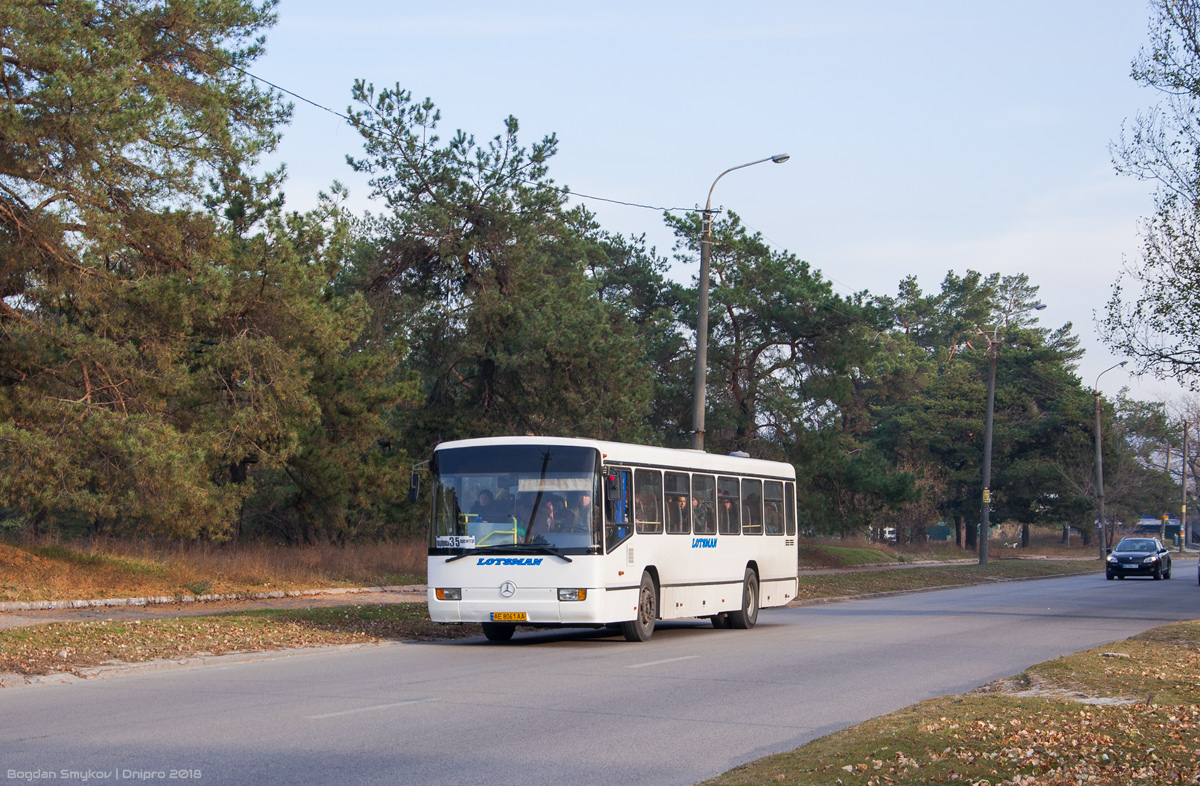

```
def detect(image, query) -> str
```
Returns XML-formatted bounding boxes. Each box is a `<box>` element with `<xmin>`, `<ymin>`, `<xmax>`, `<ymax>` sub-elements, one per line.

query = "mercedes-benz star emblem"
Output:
<box><xmin>499</xmin><ymin>581</ymin><xmax>516</xmax><ymax>598</ymax></box>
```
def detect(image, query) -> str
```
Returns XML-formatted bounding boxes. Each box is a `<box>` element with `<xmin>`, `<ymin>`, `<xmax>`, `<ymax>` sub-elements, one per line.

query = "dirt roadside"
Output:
<box><xmin>0</xmin><ymin>586</ymin><xmax>429</xmax><ymax>630</ymax></box>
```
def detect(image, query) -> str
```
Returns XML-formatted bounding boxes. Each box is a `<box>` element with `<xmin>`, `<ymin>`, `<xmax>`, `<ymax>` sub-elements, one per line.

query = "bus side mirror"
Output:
<box><xmin>407</xmin><ymin>472</ymin><xmax>420</xmax><ymax>503</ymax></box>
<box><xmin>605</xmin><ymin>474</ymin><xmax>620</xmax><ymax>500</ymax></box>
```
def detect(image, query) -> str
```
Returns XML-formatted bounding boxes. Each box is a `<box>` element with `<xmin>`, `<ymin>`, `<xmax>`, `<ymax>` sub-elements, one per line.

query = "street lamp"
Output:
<box><xmin>691</xmin><ymin>154</ymin><xmax>790</xmax><ymax>452</ymax></box>
<box><xmin>1094</xmin><ymin>360</ymin><xmax>1127</xmax><ymax>558</ymax></box>
<box><xmin>978</xmin><ymin>303</ymin><xmax>1046</xmax><ymax>565</ymax></box>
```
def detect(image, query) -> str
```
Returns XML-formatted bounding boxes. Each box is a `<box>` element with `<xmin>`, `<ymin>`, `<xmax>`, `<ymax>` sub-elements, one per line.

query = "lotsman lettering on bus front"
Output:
<box><xmin>476</xmin><ymin>557</ymin><xmax>544</xmax><ymax>566</ymax></box>
<box><xmin>691</xmin><ymin>537</ymin><xmax>717</xmax><ymax>549</ymax></box>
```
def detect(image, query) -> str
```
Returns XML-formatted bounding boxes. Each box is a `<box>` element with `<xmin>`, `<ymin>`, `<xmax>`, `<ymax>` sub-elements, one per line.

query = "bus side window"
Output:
<box><xmin>664</xmin><ymin>471</ymin><xmax>691</xmax><ymax>534</ymax></box>
<box><xmin>764</xmin><ymin>481</ymin><xmax>784</xmax><ymax>535</ymax></box>
<box><xmin>635</xmin><ymin>469</ymin><xmax>663</xmax><ymax>534</ymax></box>
<box><xmin>604</xmin><ymin>468</ymin><xmax>632</xmax><ymax>552</ymax></box>
<box><xmin>742</xmin><ymin>479</ymin><xmax>763</xmax><ymax>535</ymax></box>
<box><xmin>785</xmin><ymin>481</ymin><xmax>796</xmax><ymax>536</ymax></box>
<box><xmin>692</xmin><ymin>474</ymin><xmax>716</xmax><ymax>535</ymax></box>
<box><xmin>717</xmin><ymin>476</ymin><xmax>740</xmax><ymax>535</ymax></box>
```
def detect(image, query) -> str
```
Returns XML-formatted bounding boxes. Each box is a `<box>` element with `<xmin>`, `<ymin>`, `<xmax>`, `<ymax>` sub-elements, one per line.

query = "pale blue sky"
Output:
<box><xmin>259</xmin><ymin>1</ymin><xmax>1180</xmax><ymax>403</ymax></box>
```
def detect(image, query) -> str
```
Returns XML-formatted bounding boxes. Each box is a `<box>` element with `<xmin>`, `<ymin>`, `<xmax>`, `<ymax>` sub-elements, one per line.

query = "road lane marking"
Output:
<box><xmin>627</xmin><ymin>655</ymin><xmax>700</xmax><ymax>669</ymax></box>
<box><xmin>308</xmin><ymin>698</ymin><xmax>439</xmax><ymax>719</ymax></box>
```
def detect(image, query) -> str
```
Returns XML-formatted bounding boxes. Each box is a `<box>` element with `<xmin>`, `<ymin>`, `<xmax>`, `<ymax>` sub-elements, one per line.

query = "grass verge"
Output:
<box><xmin>798</xmin><ymin>543</ymin><xmax>900</xmax><ymax>568</ymax></box>
<box><xmin>0</xmin><ymin>539</ymin><xmax>426</xmax><ymax>602</ymax></box>
<box><xmin>796</xmin><ymin>559</ymin><xmax>1099</xmax><ymax>601</ymax></box>
<box><xmin>0</xmin><ymin>605</ymin><xmax>481</xmax><ymax>677</ymax></box>
<box><xmin>701</xmin><ymin>620</ymin><xmax>1200</xmax><ymax>785</ymax></box>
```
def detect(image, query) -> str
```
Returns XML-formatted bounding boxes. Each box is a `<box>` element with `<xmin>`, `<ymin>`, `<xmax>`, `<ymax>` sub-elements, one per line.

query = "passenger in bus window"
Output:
<box><xmin>765</xmin><ymin>501</ymin><xmax>783</xmax><ymax>534</ymax></box>
<box><xmin>743</xmin><ymin>493</ymin><xmax>762</xmax><ymax>534</ymax></box>
<box><xmin>692</xmin><ymin>496</ymin><xmax>712</xmax><ymax>533</ymax></box>
<box><xmin>561</xmin><ymin>491</ymin><xmax>592</xmax><ymax>532</ymax></box>
<box><xmin>527</xmin><ymin>504</ymin><xmax>555</xmax><ymax>541</ymax></box>
<box><xmin>666</xmin><ymin>494</ymin><xmax>688</xmax><ymax>533</ymax></box>
<box><xmin>472</xmin><ymin>489</ymin><xmax>494</xmax><ymax>519</ymax></box>
<box><xmin>718</xmin><ymin>496</ymin><xmax>739</xmax><ymax>532</ymax></box>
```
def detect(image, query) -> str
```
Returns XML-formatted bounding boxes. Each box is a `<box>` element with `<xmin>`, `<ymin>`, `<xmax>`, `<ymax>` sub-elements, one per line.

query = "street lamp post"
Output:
<box><xmin>978</xmin><ymin>303</ymin><xmax>1046</xmax><ymax>565</ymax></box>
<box><xmin>1094</xmin><ymin>361</ymin><xmax>1127</xmax><ymax>559</ymax></box>
<box><xmin>690</xmin><ymin>153</ymin><xmax>790</xmax><ymax>452</ymax></box>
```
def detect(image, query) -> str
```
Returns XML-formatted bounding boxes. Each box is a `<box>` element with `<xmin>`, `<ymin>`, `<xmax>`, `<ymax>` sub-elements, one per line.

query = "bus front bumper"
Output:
<box><xmin>427</xmin><ymin>586</ymin><xmax>634</xmax><ymax>625</ymax></box>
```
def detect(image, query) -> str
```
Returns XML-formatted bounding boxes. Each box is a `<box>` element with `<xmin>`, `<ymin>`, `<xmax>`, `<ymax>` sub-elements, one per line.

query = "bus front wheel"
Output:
<box><xmin>622</xmin><ymin>573</ymin><xmax>657</xmax><ymax>642</ymax></box>
<box><xmin>481</xmin><ymin>622</ymin><xmax>516</xmax><ymax>642</ymax></box>
<box><xmin>728</xmin><ymin>568</ymin><xmax>759</xmax><ymax>630</ymax></box>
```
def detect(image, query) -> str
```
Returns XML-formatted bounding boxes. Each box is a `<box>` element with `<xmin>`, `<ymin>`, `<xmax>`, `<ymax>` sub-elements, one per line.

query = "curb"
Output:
<box><xmin>0</xmin><ymin>585</ymin><xmax>428</xmax><ymax>613</ymax></box>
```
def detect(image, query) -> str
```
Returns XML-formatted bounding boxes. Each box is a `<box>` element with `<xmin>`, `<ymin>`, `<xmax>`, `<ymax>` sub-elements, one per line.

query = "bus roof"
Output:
<box><xmin>433</xmin><ymin>436</ymin><xmax>796</xmax><ymax>481</ymax></box>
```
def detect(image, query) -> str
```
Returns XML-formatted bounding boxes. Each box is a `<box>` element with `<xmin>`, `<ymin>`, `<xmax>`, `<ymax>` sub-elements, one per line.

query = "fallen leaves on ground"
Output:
<box><xmin>0</xmin><ymin>605</ymin><xmax>480</xmax><ymax>678</ymax></box>
<box><xmin>702</xmin><ymin>620</ymin><xmax>1200</xmax><ymax>786</ymax></box>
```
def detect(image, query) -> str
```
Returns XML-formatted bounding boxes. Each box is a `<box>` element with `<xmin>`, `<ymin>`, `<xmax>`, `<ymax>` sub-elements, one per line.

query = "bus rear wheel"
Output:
<box><xmin>481</xmin><ymin>622</ymin><xmax>516</xmax><ymax>642</ymax></box>
<box><xmin>622</xmin><ymin>572</ymin><xmax>657</xmax><ymax>642</ymax></box>
<box><xmin>728</xmin><ymin>568</ymin><xmax>759</xmax><ymax>630</ymax></box>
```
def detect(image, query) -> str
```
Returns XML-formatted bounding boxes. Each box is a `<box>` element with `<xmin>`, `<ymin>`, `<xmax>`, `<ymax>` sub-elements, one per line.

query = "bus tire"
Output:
<box><xmin>622</xmin><ymin>572</ymin><xmax>657</xmax><ymax>642</ymax></box>
<box><xmin>728</xmin><ymin>568</ymin><xmax>759</xmax><ymax>630</ymax></box>
<box><xmin>481</xmin><ymin>622</ymin><xmax>516</xmax><ymax>642</ymax></box>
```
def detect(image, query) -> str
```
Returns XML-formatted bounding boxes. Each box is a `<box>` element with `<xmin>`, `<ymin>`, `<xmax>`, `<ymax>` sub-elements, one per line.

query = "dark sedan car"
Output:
<box><xmin>1106</xmin><ymin>537</ymin><xmax>1173</xmax><ymax>580</ymax></box>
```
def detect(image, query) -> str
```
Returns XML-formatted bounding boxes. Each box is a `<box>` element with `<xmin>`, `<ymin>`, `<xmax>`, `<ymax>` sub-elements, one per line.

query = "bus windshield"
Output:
<box><xmin>430</xmin><ymin>443</ymin><xmax>602</xmax><ymax>554</ymax></box>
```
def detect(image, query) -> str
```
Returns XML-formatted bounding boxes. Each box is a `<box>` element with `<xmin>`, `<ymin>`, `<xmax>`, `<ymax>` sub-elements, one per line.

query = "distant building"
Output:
<box><xmin>1133</xmin><ymin>516</ymin><xmax>1181</xmax><ymax>541</ymax></box>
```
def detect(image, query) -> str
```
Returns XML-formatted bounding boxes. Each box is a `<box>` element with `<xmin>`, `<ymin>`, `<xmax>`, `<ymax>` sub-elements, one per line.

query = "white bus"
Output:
<box><xmin>425</xmin><ymin>436</ymin><xmax>798</xmax><ymax>642</ymax></box>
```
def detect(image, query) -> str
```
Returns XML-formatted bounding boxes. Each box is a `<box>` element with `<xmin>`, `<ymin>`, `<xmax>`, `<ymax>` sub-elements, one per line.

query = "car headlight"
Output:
<box><xmin>1106</xmin><ymin>555</ymin><xmax>1117</xmax><ymax>563</ymax></box>
<box><xmin>1142</xmin><ymin>556</ymin><xmax>1159</xmax><ymax>564</ymax></box>
<box><xmin>435</xmin><ymin>588</ymin><xmax>462</xmax><ymax>600</ymax></box>
<box><xmin>557</xmin><ymin>588</ymin><xmax>587</xmax><ymax>602</ymax></box>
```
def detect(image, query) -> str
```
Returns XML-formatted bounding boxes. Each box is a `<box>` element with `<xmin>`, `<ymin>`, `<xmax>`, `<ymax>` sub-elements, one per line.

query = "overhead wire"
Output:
<box><xmin>160</xmin><ymin>28</ymin><xmax>694</xmax><ymax>214</ymax></box>
<box><xmin>163</xmin><ymin>25</ymin><xmax>884</xmax><ymax>333</ymax></box>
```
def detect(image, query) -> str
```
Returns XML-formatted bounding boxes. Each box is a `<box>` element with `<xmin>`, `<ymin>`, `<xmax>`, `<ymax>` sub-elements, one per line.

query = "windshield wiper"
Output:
<box><xmin>445</xmin><ymin>543</ymin><xmax>572</xmax><ymax>563</ymax></box>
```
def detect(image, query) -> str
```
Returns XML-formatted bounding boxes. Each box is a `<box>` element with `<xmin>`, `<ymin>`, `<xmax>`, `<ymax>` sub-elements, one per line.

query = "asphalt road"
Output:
<box><xmin>3</xmin><ymin>565</ymin><xmax>1197</xmax><ymax>786</ymax></box>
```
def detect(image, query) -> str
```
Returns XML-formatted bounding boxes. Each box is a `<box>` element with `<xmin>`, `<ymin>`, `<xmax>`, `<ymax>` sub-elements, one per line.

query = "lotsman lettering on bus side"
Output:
<box><xmin>691</xmin><ymin>537</ymin><xmax>717</xmax><ymax>549</ymax></box>
<box><xmin>475</xmin><ymin>557</ymin><xmax>544</xmax><ymax>566</ymax></box>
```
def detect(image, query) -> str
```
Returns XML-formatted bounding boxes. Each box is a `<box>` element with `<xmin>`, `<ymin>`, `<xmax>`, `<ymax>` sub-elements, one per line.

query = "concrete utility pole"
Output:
<box><xmin>1093</xmin><ymin>361</ymin><xmax>1126</xmax><ymax>559</ymax></box>
<box><xmin>690</xmin><ymin>154</ymin><xmax>789</xmax><ymax>452</ymax></box>
<box><xmin>978</xmin><ymin>341</ymin><xmax>998</xmax><ymax>565</ymax></box>
<box><xmin>1182</xmin><ymin>421</ymin><xmax>1189</xmax><ymax>552</ymax></box>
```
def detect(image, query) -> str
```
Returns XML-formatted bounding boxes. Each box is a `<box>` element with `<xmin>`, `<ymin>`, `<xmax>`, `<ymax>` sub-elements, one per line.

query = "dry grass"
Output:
<box><xmin>0</xmin><ymin>605</ymin><xmax>480</xmax><ymax>677</ymax></box>
<box><xmin>795</xmin><ymin>559</ymin><xmax>1100</xmax><ymax>601</ymax></box>
<box><xmin>0</xmin><ymin>538</ymin><xmax>427</xmax><ymax>603</ymax></box>
<box><xmin>797</xmin><ymin>539</ymin><xmax>897</xmax><ymax>568</ymax></box>
<box><xmin>799</xmin><ymin>527</ymin><xmax>1104</xmax><ymax>569</ymax></box>
<box><xmin>703</xmin><ymin>621</ymin><xmax>1200</xmax><ymax>786</ymax></box>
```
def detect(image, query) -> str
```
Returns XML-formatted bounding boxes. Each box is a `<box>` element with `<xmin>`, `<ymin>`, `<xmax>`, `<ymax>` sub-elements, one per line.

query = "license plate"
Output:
<box><xmin>490</xmin><ymin>612</ymin><xmax>526</xmax><ymax>622</ymax></box>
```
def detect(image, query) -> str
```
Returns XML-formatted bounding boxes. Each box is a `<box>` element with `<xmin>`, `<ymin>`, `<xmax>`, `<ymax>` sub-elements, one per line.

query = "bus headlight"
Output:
<box><xmin>558</xmin><ymin>589</ymin><xmax>587</xmax><ymax>602</ymax></box>
<box><xmin>436</xmin><ymin>588</ymin><xmax>462</xmax><ymax>601</ymax></box>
